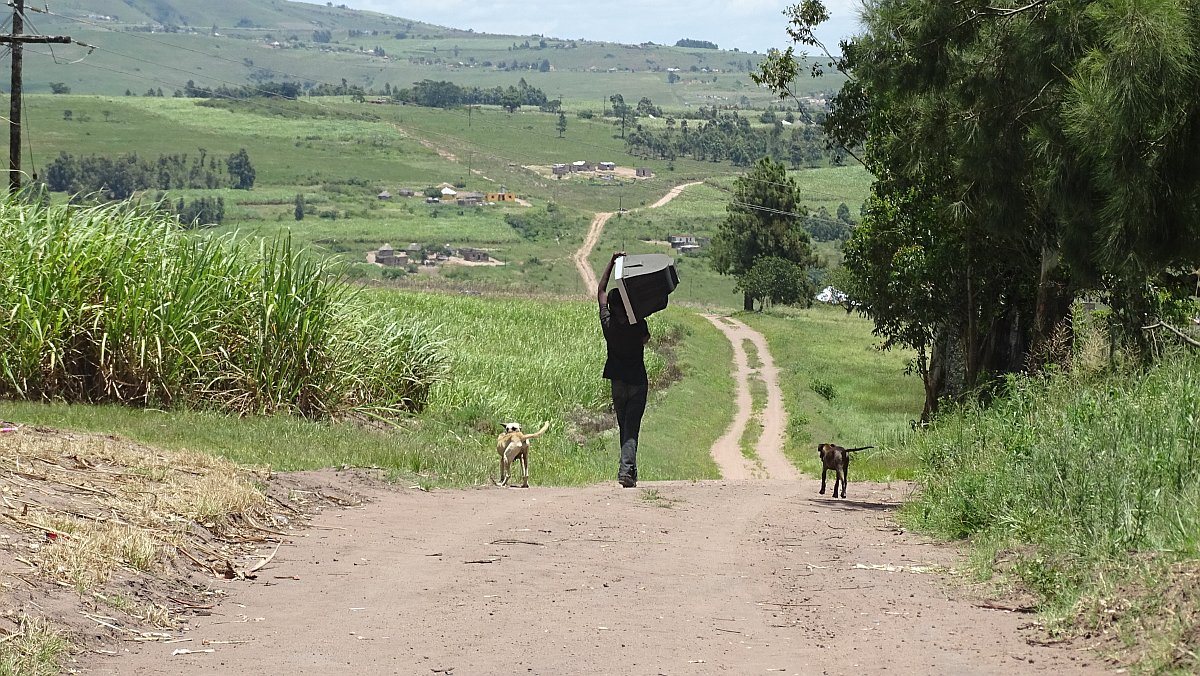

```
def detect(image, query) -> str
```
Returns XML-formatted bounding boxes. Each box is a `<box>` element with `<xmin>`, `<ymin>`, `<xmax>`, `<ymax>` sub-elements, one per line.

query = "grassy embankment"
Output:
<box><xmin>739</xmin><ymin>307</ymin><xmax>924</xmax><ymax>480</ymax></box>
<box><xmin>900</xmin><ymin>313</ymin><xmax>1200</xmax><ymax>672</ymax></box>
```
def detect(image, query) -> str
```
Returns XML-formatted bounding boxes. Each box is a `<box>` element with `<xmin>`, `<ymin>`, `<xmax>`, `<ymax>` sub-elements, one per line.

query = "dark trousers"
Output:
<box><xmin>611</xmin><ymin>379</ymin><xmax>648</xmax><ymax>482</ymax></box>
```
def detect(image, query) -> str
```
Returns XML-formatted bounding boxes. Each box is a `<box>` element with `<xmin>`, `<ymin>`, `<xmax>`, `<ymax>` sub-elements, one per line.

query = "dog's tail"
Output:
<box><xmin>522</xmin><ymin>421</ymin><xmax>551</xmax><ymax>440</ymax></box>
<box><xmin>845</xmin><ymin>446</ymin><xmax>874</xmax><ymax>452</ymax></box>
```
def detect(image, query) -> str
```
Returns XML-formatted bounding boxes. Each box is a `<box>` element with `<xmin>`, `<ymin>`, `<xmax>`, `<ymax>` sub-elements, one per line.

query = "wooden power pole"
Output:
<box><xmin>1</xmin><ymin>0</ymin><xmax>72</xmax><ymax>193</ymax></box>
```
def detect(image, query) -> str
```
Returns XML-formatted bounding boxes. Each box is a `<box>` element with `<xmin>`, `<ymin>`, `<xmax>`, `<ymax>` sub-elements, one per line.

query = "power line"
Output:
<box><xmin>0</xmin><ymin>0</ymin><xmax>72</xmax><ymax>192</ymax></box>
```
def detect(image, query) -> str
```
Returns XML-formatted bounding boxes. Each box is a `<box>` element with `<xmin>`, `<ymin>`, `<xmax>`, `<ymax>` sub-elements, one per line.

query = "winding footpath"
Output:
<box><xmin>573</xmin><ymin>181</ymin><xmax>795</xmax><ymax>481</ymax></box>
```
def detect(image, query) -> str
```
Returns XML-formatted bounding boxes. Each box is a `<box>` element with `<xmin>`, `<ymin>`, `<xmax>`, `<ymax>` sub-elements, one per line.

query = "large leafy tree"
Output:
<box><xmin>739</xmin><ymin>256</ymin><xmax>816</xmax><ymax>311</ymax></box>
<box><xmin>711</xmin><ymin>157</ymin><xmax>818</xmax><ymax>310</ymax></box>
<box><xmin>756</xmin><ymin>0</ymin><xmax>1200</xmax><ymax>417</ymax></box>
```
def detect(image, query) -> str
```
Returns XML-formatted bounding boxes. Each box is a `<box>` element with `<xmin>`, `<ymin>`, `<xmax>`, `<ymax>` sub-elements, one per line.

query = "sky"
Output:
<box><xmin>332</xmin><ymin>0</ymin><xmax>863</xmax><ymax>54</ymax></box>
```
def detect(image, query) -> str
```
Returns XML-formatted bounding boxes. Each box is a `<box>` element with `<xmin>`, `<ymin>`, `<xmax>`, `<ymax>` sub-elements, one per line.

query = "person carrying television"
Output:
<box><xmin>597</xmin><ymin>251</ymin><xmax>650</xmax><ymax>488</ymax></box>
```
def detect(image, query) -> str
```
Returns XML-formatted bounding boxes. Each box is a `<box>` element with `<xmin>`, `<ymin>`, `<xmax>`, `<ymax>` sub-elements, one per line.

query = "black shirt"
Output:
<box><xmin>599</xmin><ymin>303</ymin><xmax>650</xmax><ymax>384</ymax></box>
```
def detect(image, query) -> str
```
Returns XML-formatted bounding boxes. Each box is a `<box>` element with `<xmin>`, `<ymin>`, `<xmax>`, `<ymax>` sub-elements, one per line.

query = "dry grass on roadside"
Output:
<box><xmin>0</xmin><ymin>425</ymin><xmax>319</xmax><ymax>672</ymax></box>
<box><xmin>2</xmin><ymin>428</ymin><xmax>272</xmax><ymax>590</ymax></box>
<box><xmin>0</xmin><ymin>616</ymin><xmax>70</xmax><ymax>676</ymax></box>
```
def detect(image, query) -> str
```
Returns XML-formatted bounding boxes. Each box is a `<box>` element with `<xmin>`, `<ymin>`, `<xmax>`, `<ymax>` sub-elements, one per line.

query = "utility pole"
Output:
<box><xmin>1</xmin><ymin>0</ymin><xmax>72</xmax><ymax>193</ymax></box>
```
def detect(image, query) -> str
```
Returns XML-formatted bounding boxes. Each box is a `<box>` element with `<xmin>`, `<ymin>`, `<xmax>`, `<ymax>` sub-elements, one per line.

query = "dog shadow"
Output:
<box><xmin>806</xmin><ymin>498</ymin><xmax>901</xmax><ymax>513</ymax></box>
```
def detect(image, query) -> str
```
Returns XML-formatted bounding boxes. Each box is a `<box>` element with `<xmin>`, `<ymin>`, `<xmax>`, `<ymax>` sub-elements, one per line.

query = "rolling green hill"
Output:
<box><xmin>8</xmin><ymin>0</ymin><xmax>844</xmax><ymax>107</ymax></box>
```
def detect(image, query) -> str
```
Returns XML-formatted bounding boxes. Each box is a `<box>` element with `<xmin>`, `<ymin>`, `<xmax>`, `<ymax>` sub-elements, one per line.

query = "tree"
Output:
<box><xmin>738</xmin><ymin>257</ymin><xmax>814</xmax><ymax>310</ymax></box>
<box><xmin>500</xmin><ymin>90</ymin><xmax>521</xmax><ymax>113</ymax></box>
<box><xmin>294</xmin><ymin>193</ymin><xmax>305</xmax><ymax>221</ymax></box>
<box><xmin>667</xmin><ymin>72</ymin><xmax>680</xmax><ymax>85</ymax></box>
<box><xmin>556</xmin><ymin>111</ymin><xmax>567</xmax><ymax>138</ymax></box>
<box><xmin>225</xmin><ymin>149</ymin><xmax>256</xmax><ymax>190</ymax></box>
<box><xmin>755</xmin><ymin>0</ymin><xmax>1200</xmax><ymax>418</ymax></box>
<box><xmin>710</xmin><ymin>157</ymin><xmax>818</xmax><ymax>310</ymax></box>
<box><xmin>49</xmin><ymin>82</ymin><xmax>70</xmax><ymax>94</ymax></box>
<box><xmin>609</xmin><ymin>94</ymin><xmax>632</xmax><ymax>139</ymax></box>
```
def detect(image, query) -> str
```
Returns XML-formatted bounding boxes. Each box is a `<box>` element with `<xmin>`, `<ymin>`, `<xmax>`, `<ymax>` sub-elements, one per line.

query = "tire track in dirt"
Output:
<box><xmin>704</xmin><ymin>315</ymin><xmax>798</xmax><ymax>481</ymax></box>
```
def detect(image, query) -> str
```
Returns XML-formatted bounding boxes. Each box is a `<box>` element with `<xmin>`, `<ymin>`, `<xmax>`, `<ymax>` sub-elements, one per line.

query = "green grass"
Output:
<box><xmin>0</xmin><ymin>292</ymin><xmax>730</xmax><ymax>486</ymax></box>
<box><xmin>4</xmin><ymin>93</ymin><xmax>872</xmax><ymax>303</ymax></box>
<box><xmin>0</xmin><ymin>616</ymin><xmax>70</xmax><ymax>676</ymax></box>
<box><xmin>739</xmin><ymin>305</ymin><xmax>924</xmax><ymax>481</ymax></box>
<box><xmin>22</xmin><ymin>2</ymin><xmax>844</xmax><ymax>106</ymax></box>
<box><xmin>0</xmin><ymin>196</ymin><xmax>445</xmax><ymax>418</ymax></box>
<box><xmin>897</xmin><ymin>351</ymin><xmax>1200</xmax><ymax>671</ymax></box>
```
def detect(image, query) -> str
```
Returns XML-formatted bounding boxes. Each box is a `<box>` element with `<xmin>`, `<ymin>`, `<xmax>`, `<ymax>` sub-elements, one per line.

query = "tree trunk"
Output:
<box><xmin>743</xmin><ymin>291</ymin><xmax>755</xmax><ymax>311</ymax></box>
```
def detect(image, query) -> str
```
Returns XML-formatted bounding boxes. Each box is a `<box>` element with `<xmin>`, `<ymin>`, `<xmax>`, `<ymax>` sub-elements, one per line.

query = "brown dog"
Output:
<box><xmin>493</xmin><ymin>421</ymin><xmax>550</xmax><ymax>488</ymax></box>
<box><xmin>817</xmin><ymin>443</ymin><xmax>874</xmax><ymax>498</ymax></box>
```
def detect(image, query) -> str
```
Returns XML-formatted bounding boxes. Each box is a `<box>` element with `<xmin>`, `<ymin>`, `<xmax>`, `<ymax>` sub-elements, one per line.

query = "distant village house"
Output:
<box><xmin>459</xmin><ymin>247</ymin><xmax>490</xmax><ymax>263</ymax></box>
<box><xmin>487</xmin><ymin>191</ymin><xmax>517</xmax><ymax>202</ymax></box>
<box><xmin>372</xmin><ymin>243</ymin><xmax>409</xmax><ymax>267</ymax></box>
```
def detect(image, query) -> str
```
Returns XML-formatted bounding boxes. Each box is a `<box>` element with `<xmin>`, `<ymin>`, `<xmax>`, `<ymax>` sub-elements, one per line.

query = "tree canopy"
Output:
<box><xmin>711</xmin><ymin>157</ymin><xmax>818</xmax><ymax>310</ymax></box>
<box><xmin>756</xmin><ymin>0</ymin><xmax>1200</xmax><ymax>417</ymax></box>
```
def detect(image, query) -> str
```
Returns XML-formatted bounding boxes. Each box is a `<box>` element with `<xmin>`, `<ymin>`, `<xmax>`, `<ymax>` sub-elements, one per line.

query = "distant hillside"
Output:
<box><xmin>6</xmin><ymin>0</ymin><xmax>843</xmax><ymax>106</ymax></box>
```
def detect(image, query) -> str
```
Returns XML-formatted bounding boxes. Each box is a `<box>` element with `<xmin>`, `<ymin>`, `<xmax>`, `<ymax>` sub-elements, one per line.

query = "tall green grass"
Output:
<box><xmin>0</xmin><ymin>193</ymin><xmax>446</xmax><ymax>419</ymax></box>
<box><xmin>902</xmin><ymin>354</ymin><xmax>1200</xmax><ymax>669</ymax></box>
<box><xmin>0</xmin><ymin>294</ymin><xmax>727</xmax><ymax>486</ymax></box>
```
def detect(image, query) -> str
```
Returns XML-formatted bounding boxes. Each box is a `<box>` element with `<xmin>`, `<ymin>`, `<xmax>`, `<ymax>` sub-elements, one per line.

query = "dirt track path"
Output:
<box><xmin>572</xmin><ymin>181</ymin><xmax>703</xmax><ymax>296</ymax></box>
<box><xmin>85</xmin><ymin>478</ymin><xmax>1098</xmax><ymax>675</ymax></box>
<box><xmin>82</xmin><ymin>181</ymin><xmax>1101</xmax><ymax>674</ymax></box>
<box><xmin>704</xmin><ymin>315</ymin><xmax>798</xmax><ymax>481</ymax></box>
<box><xmin>573</xmin><ymin>211</ymin><xmax>612</xmax><ymax>294</ymax></box>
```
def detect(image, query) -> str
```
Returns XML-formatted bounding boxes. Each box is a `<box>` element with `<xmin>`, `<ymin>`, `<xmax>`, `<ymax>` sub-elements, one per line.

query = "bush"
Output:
<box><xmin>810</xmin><ymin>379</ymin><xmax>836</xmax><ymax>401</ymax></box>
<box><xmin>902</xmin><ymin>354</ymin><xmax>1200</xmax><ymax>667</ymax></box>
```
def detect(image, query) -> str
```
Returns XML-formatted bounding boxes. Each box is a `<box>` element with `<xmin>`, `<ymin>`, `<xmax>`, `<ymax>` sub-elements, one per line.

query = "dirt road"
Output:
<box><xmin>572</xmin><ymin>181</ymin><xmax>703</xmax><ymax>295</ymax></box>
<box><xmin>704</xmin><ymin>315</ymin><xmax>798</xmax><ymax>481</ymax></box>
<box><xmin>573</xmin><ymin>211</ymin><xmax>613</xmax><ymax>294</ymax></box>
<box><xmin>78</xmin><ymin>181</ymin><xmax>1101</xmax><ymax>674</ymax></box>
<box><xmin>84</xmin><ymin>477</ymin><xmax>1097</xmax><ymax>675</ymax></box>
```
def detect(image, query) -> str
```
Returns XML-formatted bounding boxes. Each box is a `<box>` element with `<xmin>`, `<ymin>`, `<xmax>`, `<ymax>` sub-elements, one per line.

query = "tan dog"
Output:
<box><xmin>817</xmin><ymin>443</ymin><xmax>873</xmax><ymax>498</ymax></box>
<box><xmin>494</xmin><ymin>421</ymin><xmax>550</xmax><ymax>488</ymax></box>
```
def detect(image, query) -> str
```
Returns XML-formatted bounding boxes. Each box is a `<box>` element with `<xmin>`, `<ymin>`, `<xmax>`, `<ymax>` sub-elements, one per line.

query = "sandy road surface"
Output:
<box><xmin>84</xmin><ymin>478</ymin><xmax>1099</xmax><ymax>675</ymax></box>
<box><xmin>704</xmin><ymin>315</ymin><xmax>798</xmax><ymax>481</ymax></box>
<box><xmin>573</xmin><ymin>211</ymin><xmax>613</xmax><ymax>294</ymax></box>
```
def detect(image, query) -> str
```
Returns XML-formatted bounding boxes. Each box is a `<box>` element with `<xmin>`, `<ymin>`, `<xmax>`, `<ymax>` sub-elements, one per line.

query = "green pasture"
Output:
<box><xmin>739</xmin><ymin>305</ymin><xmax>924</xmax><ymax>481</ymax></box>
<box><xmin>3</xmin><ymin>93</ymin><xmax>874</xmax><ymax>303</ymax></box>
<box><xmin>22</xmin><ymin>1</ymin><xmax>844</xmax><ymax>107</ymax></box>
